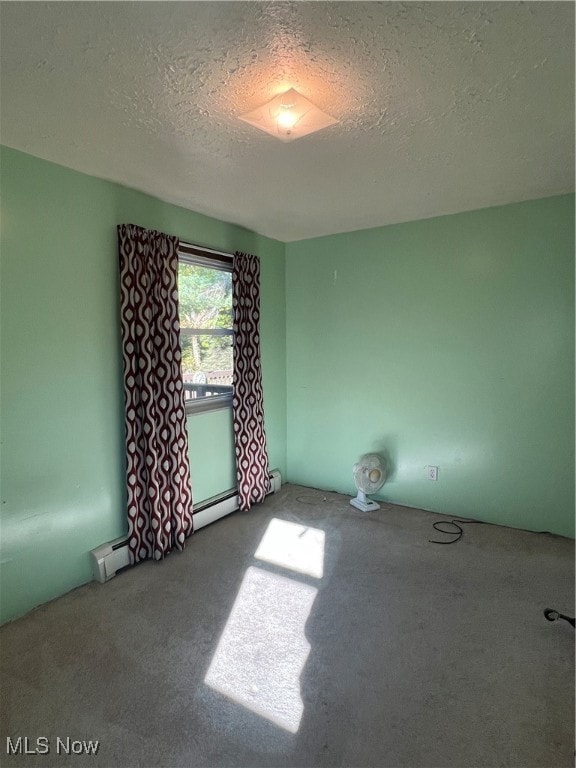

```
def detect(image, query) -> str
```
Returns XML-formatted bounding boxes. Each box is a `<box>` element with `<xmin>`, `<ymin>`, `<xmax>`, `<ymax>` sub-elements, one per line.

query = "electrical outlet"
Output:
<box><xmin>426</xmin><ymin>465</ymin><xmax>439</xmax><ymax>481</ymax></box>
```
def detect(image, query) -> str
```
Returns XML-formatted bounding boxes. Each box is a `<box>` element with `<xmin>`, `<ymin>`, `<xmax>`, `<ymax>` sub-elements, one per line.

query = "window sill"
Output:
<box><xmin>184</xmin><ymin>394</ymin><xmax>233</xmax><ymax>415</ymax></box>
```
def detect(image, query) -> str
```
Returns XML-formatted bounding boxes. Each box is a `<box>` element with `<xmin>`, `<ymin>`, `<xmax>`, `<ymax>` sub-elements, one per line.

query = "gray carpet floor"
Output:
<box><xmin>1</xmin><ymin>484</ymin><xmax>574</xmax><ymax>768</ymax></box>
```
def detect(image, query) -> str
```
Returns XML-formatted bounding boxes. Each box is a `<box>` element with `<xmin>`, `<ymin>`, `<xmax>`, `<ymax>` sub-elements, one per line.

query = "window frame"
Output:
<box><xmin>178</xmin><ymin>242</ymin><xmax>234</xmax><ymax>415</ymax></box>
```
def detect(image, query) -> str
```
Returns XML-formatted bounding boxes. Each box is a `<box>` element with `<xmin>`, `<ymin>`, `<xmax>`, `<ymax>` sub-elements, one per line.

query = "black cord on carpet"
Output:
<box><xmin>429</xmin><ymin>519</ymin><xmax>486</xmax><ymax>544</ymax></box>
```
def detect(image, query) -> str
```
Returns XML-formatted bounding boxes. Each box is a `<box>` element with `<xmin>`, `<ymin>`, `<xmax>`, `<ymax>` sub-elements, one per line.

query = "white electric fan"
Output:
<box><xmin>350</xmin><ymin>453</ymin><xmax>386</xmax><ymax>512</ymax></box>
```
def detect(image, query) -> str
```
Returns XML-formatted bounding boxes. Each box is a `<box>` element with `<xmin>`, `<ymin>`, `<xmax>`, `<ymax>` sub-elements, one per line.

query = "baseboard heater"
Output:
<box><xmin>90</xmin><ymin>469</ymin><xmax>282</xmax><ymax>584</ymax></box>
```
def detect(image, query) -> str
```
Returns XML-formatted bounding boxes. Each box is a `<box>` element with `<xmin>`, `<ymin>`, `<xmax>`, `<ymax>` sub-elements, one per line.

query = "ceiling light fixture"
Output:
<box><xmin>239</xmin><ymin>88</ymin><xmax>338</xmax><ymax>142</ymax></box>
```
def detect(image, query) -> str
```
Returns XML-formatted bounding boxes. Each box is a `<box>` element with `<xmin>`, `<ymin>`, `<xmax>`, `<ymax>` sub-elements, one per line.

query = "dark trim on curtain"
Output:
<box><xmin>232</xmin><ymin>251</ymin><xmax>270</xmax><ymax>510</ymax></box>
<box><xmin>118</xmin><ymin>224</ymin><xmax>194</xmax><ymax>563</ymax></box>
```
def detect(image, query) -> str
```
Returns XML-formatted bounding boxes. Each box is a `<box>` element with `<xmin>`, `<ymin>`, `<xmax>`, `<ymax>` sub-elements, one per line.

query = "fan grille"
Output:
<box><xmin>353</xmin><ymin>453</ymin><xmax>386</xmax><ymax>493</ymax></box>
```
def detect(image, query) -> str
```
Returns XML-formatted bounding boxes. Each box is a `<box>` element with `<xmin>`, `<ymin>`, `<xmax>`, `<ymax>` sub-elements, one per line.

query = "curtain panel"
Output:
<box><xmin>232</xmin><ymin>251</ymin><xmax>270</xmax><ymax>511</ymax></box>
<box><xmin>118</xmin><ymin>224</ymin><xmax>194</xmax><ymax>563</ymax></box>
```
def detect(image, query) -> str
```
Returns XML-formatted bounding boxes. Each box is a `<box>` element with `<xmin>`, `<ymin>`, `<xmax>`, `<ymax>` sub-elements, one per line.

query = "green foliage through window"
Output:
<box><xmin>178</xmin><ymin>260</ymin><xmax>233</xmax><ymax>403</ymax></box>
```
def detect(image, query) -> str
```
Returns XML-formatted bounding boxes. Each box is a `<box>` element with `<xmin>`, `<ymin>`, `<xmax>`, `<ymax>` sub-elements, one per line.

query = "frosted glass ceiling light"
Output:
<box><xmin>239</xmin><ymin>88</ymin><xmax>338</xmax><ymax>142</ymax></box>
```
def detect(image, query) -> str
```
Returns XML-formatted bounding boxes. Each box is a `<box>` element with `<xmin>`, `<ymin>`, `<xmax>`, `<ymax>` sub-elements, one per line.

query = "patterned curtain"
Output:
<box><xmin>232</xmin><ymin>251</ymin><xmax>270</xmax><ymax>511</ymax></box>
<box><xmin>117</xmin><ymin>224</ymin><xmax>194</xmax><ymax>563</ymax></box>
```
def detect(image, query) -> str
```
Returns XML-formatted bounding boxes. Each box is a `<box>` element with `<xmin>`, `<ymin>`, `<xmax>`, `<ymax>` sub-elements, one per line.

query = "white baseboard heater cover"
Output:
<box><xmin>90</xmin><ymin>468</ymin><xmax>282</xmax><ymax>584</ymax></box>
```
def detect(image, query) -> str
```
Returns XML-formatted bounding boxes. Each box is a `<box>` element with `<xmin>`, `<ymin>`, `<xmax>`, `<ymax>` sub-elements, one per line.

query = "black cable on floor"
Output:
<box><xmin>429</xmin><ymin>518</ymin><xmax>486</xmax><ymax>544</ymax></box>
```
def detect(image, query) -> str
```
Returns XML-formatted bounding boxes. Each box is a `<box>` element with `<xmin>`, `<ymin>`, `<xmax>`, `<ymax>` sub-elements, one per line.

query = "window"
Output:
<box><xmin>178</xmin><ymin>243</ymin><xmax>234</xmax><ymax>413</ymax></box>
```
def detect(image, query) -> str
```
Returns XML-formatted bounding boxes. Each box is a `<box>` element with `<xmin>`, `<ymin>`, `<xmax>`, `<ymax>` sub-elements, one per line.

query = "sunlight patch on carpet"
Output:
<box><xmin>254</xmin><ymin>518</ymin><xmax>325</xmax><ymax>578</ymax></box>
<box><xmin>204</xmin><ymin>566</ymin><xmax>317</xmax><ymax>733</ymax></box>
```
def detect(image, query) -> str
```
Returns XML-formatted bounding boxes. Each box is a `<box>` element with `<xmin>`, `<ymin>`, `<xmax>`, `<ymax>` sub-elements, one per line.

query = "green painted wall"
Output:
<box><xmin>0</xmin><ymin>146</ymin><xmax>286</xmax><ymax>623</ymax></box>
<box><xmin>1</xmin><ymin>144</ymin><xmax>572</xmax><ymax>624</ymax></box>
<box><xmin>286</xmin><ymin>196</ymin><xmax>575</xmax><ymax>538</ymax></box>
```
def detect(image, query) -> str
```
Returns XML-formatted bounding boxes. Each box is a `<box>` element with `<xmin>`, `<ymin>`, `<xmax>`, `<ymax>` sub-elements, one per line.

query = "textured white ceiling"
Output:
<box><xmin>1</xmin><ymin>1</ymin><xmax>574</xmax><ymax>242</ymax></box>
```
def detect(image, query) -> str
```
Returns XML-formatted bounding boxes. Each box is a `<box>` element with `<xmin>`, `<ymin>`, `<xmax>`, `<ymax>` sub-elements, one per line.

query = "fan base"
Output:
<box><xmin>350</xmin><ymin>497</ymin><xmax>381</xmax><ymax>512</ymax></box>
